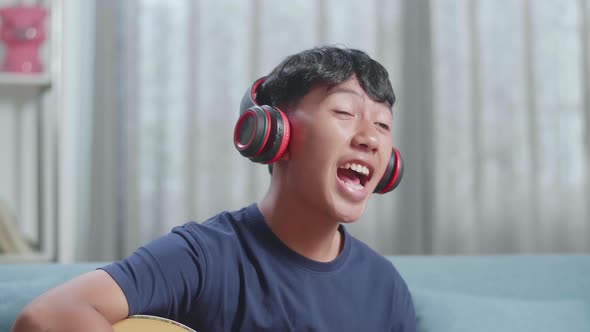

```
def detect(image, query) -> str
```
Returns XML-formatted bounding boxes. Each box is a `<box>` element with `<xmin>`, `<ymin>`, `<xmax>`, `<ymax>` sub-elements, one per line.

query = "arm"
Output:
<box><xmin>11</xmin><ymin>269</ymin><xmax>128</xmax><ymax>332</ymax></box>
<box><xmin>13</xmin><ymin>223</ymin><xmax>209</xmax><ymax>332</ymax></box>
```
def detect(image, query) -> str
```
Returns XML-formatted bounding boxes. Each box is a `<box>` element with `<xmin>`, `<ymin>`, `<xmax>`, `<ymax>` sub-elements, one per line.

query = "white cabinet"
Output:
<box><xmin>0</xmin><ymin>0</ymin><xmax>62</xmax><ymax>262</ymax></box>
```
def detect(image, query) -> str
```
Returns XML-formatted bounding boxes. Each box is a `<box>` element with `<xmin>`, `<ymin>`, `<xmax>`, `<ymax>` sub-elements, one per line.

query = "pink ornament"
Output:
<box><xmin>0</xmin><ymin>5</ymin><xmax>47</xmax><ymax>73</ymax></box>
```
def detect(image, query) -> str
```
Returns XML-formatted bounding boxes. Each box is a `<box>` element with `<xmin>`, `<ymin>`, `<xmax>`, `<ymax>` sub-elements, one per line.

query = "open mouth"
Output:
<box><xmin>337</xmin><ymin>162</ymin><xmax>372</xmax><ymax>190</ymax></box>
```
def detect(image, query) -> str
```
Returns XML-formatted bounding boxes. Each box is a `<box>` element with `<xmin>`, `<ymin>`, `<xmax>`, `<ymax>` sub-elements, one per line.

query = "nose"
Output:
<box><xmin>351</xmin><ymin>119</ymin><xmax>379</xmax><ymax>152</ymax></box>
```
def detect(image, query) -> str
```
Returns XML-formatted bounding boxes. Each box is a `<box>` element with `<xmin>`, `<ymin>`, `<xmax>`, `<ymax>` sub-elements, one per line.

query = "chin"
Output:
<box><xmin>331</xmin><ymin>201</ymin><xmax>367</xmax><ymax>223</ymax></box>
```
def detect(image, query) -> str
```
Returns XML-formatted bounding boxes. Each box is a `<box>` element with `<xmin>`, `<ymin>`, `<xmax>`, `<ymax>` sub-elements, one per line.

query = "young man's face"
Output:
<box><xmin>282</xmin><ymin>76</ymin><xmax>394</xmax><ymax>223</ymax></box>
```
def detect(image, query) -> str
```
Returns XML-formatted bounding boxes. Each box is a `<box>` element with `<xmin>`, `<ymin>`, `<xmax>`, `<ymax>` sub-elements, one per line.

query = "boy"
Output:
<box><xmin>12</xmin><ymin>46</ymin><xmax>415</xmax><ymax>331</ymax></box>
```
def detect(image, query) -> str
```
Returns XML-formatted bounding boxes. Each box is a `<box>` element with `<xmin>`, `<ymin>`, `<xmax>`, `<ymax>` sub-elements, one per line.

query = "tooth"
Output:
<box><xmin>340</xmin><ymin>163</ymin><xmax>370</xmax><ymax>176</ymax></box>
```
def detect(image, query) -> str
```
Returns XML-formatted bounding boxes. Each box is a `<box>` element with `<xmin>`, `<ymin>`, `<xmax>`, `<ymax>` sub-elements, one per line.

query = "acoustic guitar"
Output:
<box><xmin>112</xmin><ymin>315</ymin><xmax>196</xmax><ymax>332</ymax></box>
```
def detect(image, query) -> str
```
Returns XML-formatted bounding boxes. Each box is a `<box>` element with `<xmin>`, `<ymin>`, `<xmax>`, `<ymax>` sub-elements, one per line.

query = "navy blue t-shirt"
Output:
<box><xmin>101</xmin><ymin>204</ymin><xmax>416</xmax><ymax>331</ymax></box>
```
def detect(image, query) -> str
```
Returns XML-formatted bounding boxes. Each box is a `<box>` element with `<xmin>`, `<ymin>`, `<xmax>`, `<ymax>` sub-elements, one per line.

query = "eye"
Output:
<box><xmin>376</xmin><ymin>122</ymin><xmax>390</xmax><ymax>131</ymax></box>
<box><xmin>334</xmin><ymin>110</ymin><xmax>354</xmax><ymax>117</ymax></box>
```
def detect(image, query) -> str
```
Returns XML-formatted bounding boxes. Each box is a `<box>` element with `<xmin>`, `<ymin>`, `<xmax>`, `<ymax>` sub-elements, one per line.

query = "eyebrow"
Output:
<box><xmin>326</xmin><ymin>87</ymin><xmax>393</xmax><ymax>113</ymax></box>
<box><xmin>326</xmin><ymin>87</ymin><xmax>363</xmax><ymax>98</ymax></box>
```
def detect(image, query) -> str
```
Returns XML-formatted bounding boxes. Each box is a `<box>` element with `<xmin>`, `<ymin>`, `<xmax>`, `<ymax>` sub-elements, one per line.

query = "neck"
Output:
<box><xmin>258</xmin><ymin>180</ymin><xmax>343</xmax><ymax>262</ymax></box>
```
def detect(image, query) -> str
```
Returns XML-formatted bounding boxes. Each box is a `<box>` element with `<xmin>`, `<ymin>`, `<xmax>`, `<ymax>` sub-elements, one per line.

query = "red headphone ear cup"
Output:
<box><xmin>264</xmin><ymin>106</ymin><xmax>290</xmax><ymax>164</ymax></box>
<box><xmin>250</xmin><ymin>105</ymin><xmax>284</xmax><ymax>164</ymax></box>
<box><xmin>374</xmin><ymin>148</ymin><xmax>404</xmax><ymax>194</ymax></box>
<box><xmin>235</xmin><ymin>105</ymin><xmax>290</xmax><ymax>164</ymax></box>
<box><xmin>233</xmin><ymin>106</ymin><xmax>271</xmax><ymax>160</ymax></box>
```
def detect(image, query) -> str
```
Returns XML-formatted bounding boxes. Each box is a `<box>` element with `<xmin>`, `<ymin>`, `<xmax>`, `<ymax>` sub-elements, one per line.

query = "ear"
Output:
<box><xmin>280</xmin><ymin>149</ymin><xmax>290</xmax><ymax>161</ymax></box>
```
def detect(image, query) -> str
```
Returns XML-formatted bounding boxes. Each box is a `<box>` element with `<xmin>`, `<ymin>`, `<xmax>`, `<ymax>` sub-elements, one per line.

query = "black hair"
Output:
<box><xmin>257</xmin><ymin>46</ymin><xmax>396</xmax><ymax>110</ymax></box>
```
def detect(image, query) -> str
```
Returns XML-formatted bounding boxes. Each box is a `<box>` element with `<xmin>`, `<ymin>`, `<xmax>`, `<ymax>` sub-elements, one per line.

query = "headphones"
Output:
<box><xmin>233</xmin><ymin>77</ymin><xmax>404</xmax><ymax>194</ymax></box>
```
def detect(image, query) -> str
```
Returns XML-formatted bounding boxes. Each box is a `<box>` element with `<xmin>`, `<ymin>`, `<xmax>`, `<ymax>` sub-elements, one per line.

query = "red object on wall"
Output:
<box><xmin>0</xmin><ymin>5</ymin><xmax>47</xmax><ymax>73</ymax></box>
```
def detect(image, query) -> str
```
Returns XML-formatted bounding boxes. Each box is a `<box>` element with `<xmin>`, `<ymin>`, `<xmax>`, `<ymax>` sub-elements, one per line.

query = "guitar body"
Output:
<box><xmin>113</xmin><ymin>315</ymin><xmax>197</xmax><ymax>332</ymax></box>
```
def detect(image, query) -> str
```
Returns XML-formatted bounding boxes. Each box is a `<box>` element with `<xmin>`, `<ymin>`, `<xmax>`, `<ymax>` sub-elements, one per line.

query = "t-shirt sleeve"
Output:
<box><xmin>100</xmin><ymin>224</ymin><xmax>207</xmax><ymax>320</ymax></box>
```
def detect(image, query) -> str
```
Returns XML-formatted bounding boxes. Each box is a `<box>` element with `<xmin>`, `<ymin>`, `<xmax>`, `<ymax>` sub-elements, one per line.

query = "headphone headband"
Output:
<box><xmin>239</xmin><ymin>77</ymin><xmax>266</xmax><ymax>115</ymax></box>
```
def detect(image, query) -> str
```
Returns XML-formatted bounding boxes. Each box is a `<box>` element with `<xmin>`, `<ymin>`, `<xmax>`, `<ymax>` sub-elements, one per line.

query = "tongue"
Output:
<box><xmin>337</xmin><ymin>168</ymin><xmax>361</xmax><ymax>185</ymax></box>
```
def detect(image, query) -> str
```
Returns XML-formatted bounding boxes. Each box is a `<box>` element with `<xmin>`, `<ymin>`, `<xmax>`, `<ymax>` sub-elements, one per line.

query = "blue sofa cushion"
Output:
<box><xmin>412</xmin><ymin>289</ymin><xmax>590</xmax><ymax>332</ymax></box>
<box><xmin>391</xmin><ymin>255</ymin><xmax>590</xmax><ymax>301</ymax></box>
<box><xmin>0</xmin><ymin>263</ymin><xmax>100</xmax><ymax>332</ymax></box>
<box><xmin>2</xmin><ymin>256</ymin><xmax>590</xmax><ymax>332</ymax></box>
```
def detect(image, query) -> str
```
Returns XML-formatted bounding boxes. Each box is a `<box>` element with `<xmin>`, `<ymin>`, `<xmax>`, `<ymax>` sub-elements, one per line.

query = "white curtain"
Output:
<box><xmin>76</xmin><ymin>0</ymin><xmax>590</xmax><ymax>261</ymax></box>
<box><xmin>430</xmin><ymin>0</ymin><xmax>590</xmax><ymax>253</ymax></box>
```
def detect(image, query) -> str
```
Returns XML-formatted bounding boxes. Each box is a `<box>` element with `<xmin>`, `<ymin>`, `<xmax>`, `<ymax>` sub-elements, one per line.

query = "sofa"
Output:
<box><xmin>1</xmin><ymin>255</ymin><xmax>589</xmax><ymax>331</ymax></box>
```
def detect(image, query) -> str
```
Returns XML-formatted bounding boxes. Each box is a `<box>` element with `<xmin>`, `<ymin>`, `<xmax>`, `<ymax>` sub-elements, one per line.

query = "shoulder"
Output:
<box><xmin>347</xmin><ymin>234</ymin><xmax>412</xmax><ymax>297</ymax></box>
<box><xmin>348</xmin><ymin>234</ymin><xmax>398</xmax><ymax>275</ymax></box>
<box><xmin>168</xmin><ymin>204</ymin><xmax>268</xmax><ymax>267</ymax></box>
<box><xmin>174</xmin><ymin>204</ymin><xmax>255</xmax><ymax>244</ymax></box>
<box><xmin>348</xmin><ymin>236</ymin><xmax>416</xmax><ymax>330</ymax></box>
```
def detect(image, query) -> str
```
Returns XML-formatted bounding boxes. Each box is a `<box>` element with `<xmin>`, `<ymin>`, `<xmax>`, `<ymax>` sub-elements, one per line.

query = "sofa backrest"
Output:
<box><xmin>390</xmin><ymin>255</ymin><xmax>590</xmax><ymax>331</ymax></box>
<box><xmin>2</xmin><ymin>255</ymin><xmax>590</xmax><ymax>332</ymax></box>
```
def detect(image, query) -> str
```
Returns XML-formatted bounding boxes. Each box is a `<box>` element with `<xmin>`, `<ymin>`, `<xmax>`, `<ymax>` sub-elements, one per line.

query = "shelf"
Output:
<box><xmin>0</xmin><ymin>72</ymin><xmax>52</xmax><ymax>87</ymax></box>
<box><xmin>0</xmin><ymin>0</ymin><xmax>62</xmax><ymax>263</ymax></box>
